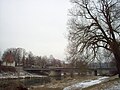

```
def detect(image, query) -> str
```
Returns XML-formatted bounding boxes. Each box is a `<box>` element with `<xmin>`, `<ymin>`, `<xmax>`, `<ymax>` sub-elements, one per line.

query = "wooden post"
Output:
<box><xmin>94</xmin><ymin>70</ymin><xmax>97</xmax><ymax>76</ymax></box>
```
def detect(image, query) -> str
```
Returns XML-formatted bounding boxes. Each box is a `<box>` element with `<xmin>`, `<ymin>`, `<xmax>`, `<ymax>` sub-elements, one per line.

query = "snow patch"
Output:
<box><xmin>63</xmin><ymin>77</ymin><xmax>109</xmax><ymax>90</ymax></box>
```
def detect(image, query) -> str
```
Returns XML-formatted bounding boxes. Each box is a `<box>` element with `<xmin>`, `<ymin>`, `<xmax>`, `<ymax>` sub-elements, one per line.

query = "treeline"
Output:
<box><xmin>1</xmin><ymin>48</ymin><xmax>65</xmax><ymax>68</ymax></box>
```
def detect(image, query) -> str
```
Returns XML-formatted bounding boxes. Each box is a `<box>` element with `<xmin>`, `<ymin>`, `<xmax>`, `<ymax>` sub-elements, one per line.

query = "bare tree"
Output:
<box><xmin>68</xmin><ymin>0</ymin><xmax>120</xmax><ymax>77</ymax></box>
<box><xmin>41</xmin><ymin>56</ymin><xmax>47</xmax><ymax>68</ymax></box>
<box><xmin>27</xmin><ymin>51</ymin><xmax>34</xmax><ymax>67</ymax></box>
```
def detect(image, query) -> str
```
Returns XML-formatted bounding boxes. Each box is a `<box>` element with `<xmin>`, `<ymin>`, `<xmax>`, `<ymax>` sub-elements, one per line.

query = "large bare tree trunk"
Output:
<box><xmin>111</xmin><ymin>42</ymin><xmax>120</xmax><ymax>77</ymax></box>
<box><xmin>113</xmin><ymin>53</ymin><xmax>120</xmax><ymax>77</ymax></box>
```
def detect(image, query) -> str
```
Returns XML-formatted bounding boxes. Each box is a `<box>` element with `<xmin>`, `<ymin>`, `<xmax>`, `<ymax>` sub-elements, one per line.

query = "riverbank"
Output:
<box><xmin>29</xmin><ymin>75</ymin><xmax>100</xmax><ymax>90</ymax></box>
<box><xmin>0</xmin><ymin>74</ymin><xmax>118</xmax><ymax>90</ymax></box>
<box><xmin>0</xmin><ymin>73</ymin><xmax>50</xmax><ymax>90</ymax></box>
<box><xmin>0</xmin><ymin>71</ymin><xmax>47</xmax><ymax>80</ymax></box>
<box><xmin>29</xmin><ymin>75</ymin><xmax>119</xmax><ymax>90</ymax></box>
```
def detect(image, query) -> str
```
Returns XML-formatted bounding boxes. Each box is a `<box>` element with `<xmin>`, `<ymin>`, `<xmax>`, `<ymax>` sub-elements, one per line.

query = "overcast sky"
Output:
<box><xmin>0</xmin><ymin>0</ymin><xmax>72</xmax><ymax>60</ymax></box>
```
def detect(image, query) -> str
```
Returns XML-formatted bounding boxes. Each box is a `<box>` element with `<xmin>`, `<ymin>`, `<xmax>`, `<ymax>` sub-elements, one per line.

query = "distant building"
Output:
<box><xmin>2</xmin><ymin>61</ymin><xmax>15</xmax><ymax>67</ymax></box>
<box><xmin>2</xmin><ymin>51</ymin><xmax>15</xmax><ymax>67</ymax></box>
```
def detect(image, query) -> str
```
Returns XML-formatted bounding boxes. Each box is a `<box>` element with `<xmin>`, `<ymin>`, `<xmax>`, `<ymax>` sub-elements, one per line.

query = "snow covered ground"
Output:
<box><xmin>63</xmin><ymin>77</ymin><xmax>109</xmax><ymax>90</ymax></box>
<box><xmin>0</xmin><ymin>71</ymin><xmax>46</xmax><ymax>79</ymax></box>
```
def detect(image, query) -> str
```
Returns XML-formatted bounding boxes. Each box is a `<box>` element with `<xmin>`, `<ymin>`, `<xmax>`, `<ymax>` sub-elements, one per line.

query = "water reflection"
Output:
<box><xmin>22</xmin><ymin>77</ymin><xmax>51</xmax><ymax>87</ymax></box>
<box><xmin>0</xmin><ymin>76</ymin><xmax>62</xmax><ymax>88</ymax></box>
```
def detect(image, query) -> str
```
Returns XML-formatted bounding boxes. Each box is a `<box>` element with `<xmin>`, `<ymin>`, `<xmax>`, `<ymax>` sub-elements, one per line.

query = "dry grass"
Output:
<box><xmin>29</xmin><ymin>75</ymin><xmax>99</xmax><ymax>90</ymax></box>
<box><xmin>29</xmin><ymin>75</ymin><xmax>120</xmax><ymax>90</ymax></box>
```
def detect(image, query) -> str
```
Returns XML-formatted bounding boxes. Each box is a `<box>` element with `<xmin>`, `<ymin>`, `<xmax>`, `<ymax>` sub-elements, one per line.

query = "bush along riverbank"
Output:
<box><xmin>0</xmin><ymin>80</ymin><xmax>28</xmax><ymax>90</ymax></box>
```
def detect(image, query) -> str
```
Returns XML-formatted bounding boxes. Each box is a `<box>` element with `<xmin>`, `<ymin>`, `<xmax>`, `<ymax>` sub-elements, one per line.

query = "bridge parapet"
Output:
<box><xmin>23</xmin><ymin>67</ymin><xmax>80</xmax><ymax>76</ymax></box>
<box><xmin>23</xmin><ymin>67</ymin><xmax>79</xmax><ymax>71</ymax></box>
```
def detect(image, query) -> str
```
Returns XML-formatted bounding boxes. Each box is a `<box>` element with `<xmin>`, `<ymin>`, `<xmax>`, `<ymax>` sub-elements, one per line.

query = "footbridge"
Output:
<box><xmin>23</xmin><ymin>67</ymin><xmax>80</xmax><ymax>76</ymax></box>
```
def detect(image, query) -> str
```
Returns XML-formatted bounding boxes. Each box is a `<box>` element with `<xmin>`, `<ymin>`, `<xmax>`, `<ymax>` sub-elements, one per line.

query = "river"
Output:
<box><xmin>0</xmin><ymin>75</ymin><xmax>62</xmax><ymax>89</ymax></box>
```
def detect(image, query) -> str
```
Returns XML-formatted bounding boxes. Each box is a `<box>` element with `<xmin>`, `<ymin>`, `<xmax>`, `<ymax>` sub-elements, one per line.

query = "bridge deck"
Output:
<box><xmin>24</xmin><ymin>67</ymin><xmax>79</xmax><ymax>71</ymax></box>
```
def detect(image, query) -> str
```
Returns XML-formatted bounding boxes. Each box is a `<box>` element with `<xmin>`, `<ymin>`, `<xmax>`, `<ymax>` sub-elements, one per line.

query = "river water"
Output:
<box><xmin>20</xmin><ymin>77</ymin><xmax>51</xmax><ymax>87</ymax></box>
<box><xmin>0</xmin><ymin>76</ymin><xmax>62</xmax><ymax>89</ymax></box>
